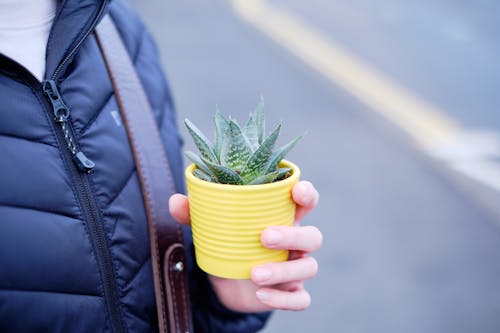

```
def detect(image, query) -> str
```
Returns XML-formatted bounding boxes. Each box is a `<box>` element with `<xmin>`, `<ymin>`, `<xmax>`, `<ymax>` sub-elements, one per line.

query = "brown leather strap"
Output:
<box><xmin>95</xmin><ymin>14</ymin><xmax>194</xmax><ymax>333</ymax></box>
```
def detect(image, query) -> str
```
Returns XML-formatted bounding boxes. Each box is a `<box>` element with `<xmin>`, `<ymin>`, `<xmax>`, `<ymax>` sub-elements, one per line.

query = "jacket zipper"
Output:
<box><xmin>41</xmin><ymin>80</ymin><xmax>125</xmax><ymax>333</ymax></box>
<box><xmin>39</xmin><ymin>2</ymin><xmax>126</xmax><ymax>332</ymax></box>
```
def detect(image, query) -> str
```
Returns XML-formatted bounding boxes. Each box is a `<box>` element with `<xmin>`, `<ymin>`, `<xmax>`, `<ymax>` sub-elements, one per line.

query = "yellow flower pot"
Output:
<box><xmin>185</xmin><ymin>160</ymin><xmax>300</xmax><ymax>279</ymax></box>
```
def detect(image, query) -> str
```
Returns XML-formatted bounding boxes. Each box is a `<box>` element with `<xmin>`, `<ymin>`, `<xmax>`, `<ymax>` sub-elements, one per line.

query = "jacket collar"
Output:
<box><xmin>45</xmin><ymin>0</ymin><xmax>108</xmax><ymax>80</ymax></box>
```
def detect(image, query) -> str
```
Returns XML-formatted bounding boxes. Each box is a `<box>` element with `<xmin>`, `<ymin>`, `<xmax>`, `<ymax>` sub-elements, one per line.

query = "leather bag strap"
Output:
<box><xmin>95</xmin><ymin>14</ymin><xmax>194</xmax><ymax>333</ymax></box>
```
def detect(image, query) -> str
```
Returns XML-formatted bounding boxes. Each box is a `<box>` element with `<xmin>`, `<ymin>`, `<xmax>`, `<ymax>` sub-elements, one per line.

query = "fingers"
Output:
<box><xmin>251</xmin><ymin>256</ymin><xmax>318</xmax><ymax>286</ymax></box>
<box><xmin>292</xmin><ymin>181</ymin><xmax>319</xmax><ymax>222</ymax></box>
<box><xmin>261</xmin><ymin>225</ymin><xmax>323</xmax><ymax>252</ymax></box>
<box><xmin>252</xmin><ymin>257</ymin><xmax>315</xmax><ymax>311</ymax></box>
<box><xmin>255</xmin><ymin>287</ymin><xmax>311</xmax><ymax>311</ymax></box>
<box><xmin>168</xmin><ymin>193</ymin><xmax>191</xmax><ymax>225</ymax></box>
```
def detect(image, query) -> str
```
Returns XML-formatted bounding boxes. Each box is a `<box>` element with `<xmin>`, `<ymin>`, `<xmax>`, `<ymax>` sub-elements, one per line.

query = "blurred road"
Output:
<box><xmin>132</xmin><ymin>1</ymin><xmax>500</xmax><ymax>332</ymax></box>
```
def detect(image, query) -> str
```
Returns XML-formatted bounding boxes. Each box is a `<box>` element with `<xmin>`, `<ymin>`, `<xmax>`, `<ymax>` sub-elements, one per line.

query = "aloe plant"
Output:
<box><xmin>185</xmin><ymin>98</ymin><xmax>302</xmax><ymax>185</ymax></box>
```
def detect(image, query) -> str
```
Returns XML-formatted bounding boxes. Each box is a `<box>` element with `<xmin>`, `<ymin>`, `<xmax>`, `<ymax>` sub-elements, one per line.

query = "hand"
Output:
<box><xmin>169</xmin><ymin>181</ymin><xmax>322</xmax><ymax>312</ymax></box>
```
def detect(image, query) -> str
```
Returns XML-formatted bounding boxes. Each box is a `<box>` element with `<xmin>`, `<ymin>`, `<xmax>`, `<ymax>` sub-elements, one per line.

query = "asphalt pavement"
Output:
<box><xmin>132</xmin><ymin>1</ymin><xmax>500</xmax><ymax>332</ymax></box>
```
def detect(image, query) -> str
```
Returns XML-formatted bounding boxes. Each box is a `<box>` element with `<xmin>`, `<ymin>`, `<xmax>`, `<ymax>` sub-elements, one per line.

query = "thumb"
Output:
<box><xmin>168</xmin><ymin>193</ymin><xmax>191</xmax><ymax>226</ymax></box>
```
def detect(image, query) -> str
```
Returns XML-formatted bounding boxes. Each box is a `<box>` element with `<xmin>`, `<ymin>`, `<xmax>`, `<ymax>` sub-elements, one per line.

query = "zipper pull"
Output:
<box><xmin>43</xmin><ymin>80</ymin><xmax>70</xmax><ymax>122</ymax></box>
<box><xmin>42</xmin><ymin>80</ymin><xmax>95</xmax><ymax>173</ymax></box>
<box><xmin>74</xmin><ymin>151</ymin><xmax>95</xmax><ymax>172</ymax></box>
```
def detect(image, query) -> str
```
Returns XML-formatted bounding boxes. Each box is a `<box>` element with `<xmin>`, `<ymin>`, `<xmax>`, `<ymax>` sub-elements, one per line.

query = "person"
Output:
<box><xmin>0</xmin><ymin>0</ymin><xmax>322</xmax><ymax>332</ymax></box>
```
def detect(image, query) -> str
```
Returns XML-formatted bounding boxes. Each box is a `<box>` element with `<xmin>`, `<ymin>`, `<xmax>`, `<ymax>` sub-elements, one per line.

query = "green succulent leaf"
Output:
<box><xmin>276</xmin><ymin>167</ymin><xmax>292</xmax><ymax>181</ymax></box>
<box><xmin>202</xmin><ymin>157</ymin><xmax>245</xmax><ymax>185</ymax></box>
<box><xmin>185</xmin><ymin>119</ymin><xmax>218</xmax><ymax>163</ymax></box>
<box><xmin>240</xmin><ymin>124</ymin><xmax>281</xmax><ymax>181</ymax></box>
<box><xmin>214</xmin><ymin>109</ymin><xmax>229</xmax><ymax>159</ymax></box>
<box><xmin>247</xmin><ymin>170</ymin><xmax>280</xmax><ymax>185</ymax></box>
<box><xmin>243</xmin><ymin>114</ymin><xmax>259</xmax><ymax>152</ymax></box>
<box><xmin>185</xmin><ymin>151</ymin><xmax>212</xmax><ymax>176</ymax></box>
<box><xmin>220</xmin><ymin>119</ymin><xmax>253</xmax><ymax>172</ymax></box>
<box><xmin>254</xmin><ymin>96</ymin><xmax>265</xmax><ymax>144</ymax></box>
<box><xmin>193</xmin><ymin>168</ymin><xmax>217</xmax><ymax>182</ymax></box>
<box><xmin>264</xmin><ymin>134</ymin><xmax>303</xmax><ymax>174</ymax></box>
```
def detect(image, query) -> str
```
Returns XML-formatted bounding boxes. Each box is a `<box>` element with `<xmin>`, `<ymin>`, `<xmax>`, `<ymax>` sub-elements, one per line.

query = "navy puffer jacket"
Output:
<box><xmin>0</xmin><ymin>0</ymin><xmax>269</xmax><ymax>332</ymax></box>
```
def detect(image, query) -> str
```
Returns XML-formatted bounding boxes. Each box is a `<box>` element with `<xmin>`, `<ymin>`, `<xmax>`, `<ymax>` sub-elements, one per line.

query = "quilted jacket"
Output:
<box><xmin>0</xmin><ymin>0</ymin><xmax>269</xmax><ymax>332</ymax></box>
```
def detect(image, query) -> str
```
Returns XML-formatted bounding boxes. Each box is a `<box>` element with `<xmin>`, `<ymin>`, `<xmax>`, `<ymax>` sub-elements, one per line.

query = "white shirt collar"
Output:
<box><xmin>0</xmin><ymin>0</ymin><xmax>57</xmax><ymax>30</ymax></box>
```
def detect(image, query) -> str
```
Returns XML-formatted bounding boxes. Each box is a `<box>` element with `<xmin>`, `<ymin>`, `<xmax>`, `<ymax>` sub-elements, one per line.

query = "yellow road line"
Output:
<box><xmin>232</xmin><ymin>0</ymin><xmax>500</xmax><ymax>194</ymax></box>
<box><xmin>232</xmin><ymin>0</ymin><xmax>460</xmax><ymax>149</ymax></box>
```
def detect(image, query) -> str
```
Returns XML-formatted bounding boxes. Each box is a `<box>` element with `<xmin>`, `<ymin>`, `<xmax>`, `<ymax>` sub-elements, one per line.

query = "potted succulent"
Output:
<box><xmin>184</xmin><ymin>98</ymin><xmax>302</xmax><ymax>279</ymax></box>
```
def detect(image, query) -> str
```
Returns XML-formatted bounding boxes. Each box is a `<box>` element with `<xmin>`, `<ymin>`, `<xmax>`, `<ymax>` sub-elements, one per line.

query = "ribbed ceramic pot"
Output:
<box><xmin>185</xmin><ymin>160</ymin><xmax>300</xmax><ymax>279</ymax></box>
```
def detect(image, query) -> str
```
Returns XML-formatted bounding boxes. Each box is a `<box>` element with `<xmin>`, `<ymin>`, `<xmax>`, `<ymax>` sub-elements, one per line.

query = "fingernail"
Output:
<box><xmin>298</xmin><ymin>182</ymin><xmax>316</xmax><ymax>206</ymax></box>
<box><xmin>265</xmin><ymin>229</ymin><xmax>283</xmax><ymax>245</ymax></box>
<box><xmin>256</xmin><ymin>290</ymin><xmax>269</xmax><ymax>301</ymax></box>
<box><xmin>253</xmin><ymin>268</ymin><xmax>272</xmax><ymax>282</ymax></box>
<box><xmin>303</xmin><ymin>194</ymin><xmax>314</xmax><ymax>206</ymax></box>
<box><xmin>302</xmin><ymin>189</ymin><xmax>315</xmax><ymax>206</ymax></box>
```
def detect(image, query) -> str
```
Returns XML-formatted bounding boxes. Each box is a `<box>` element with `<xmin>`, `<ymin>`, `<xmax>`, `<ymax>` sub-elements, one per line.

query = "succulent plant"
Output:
<box><xmin>184</xmin><ymin>98</ymin><xmax>302</xmax><ymax>185</ymax></box>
